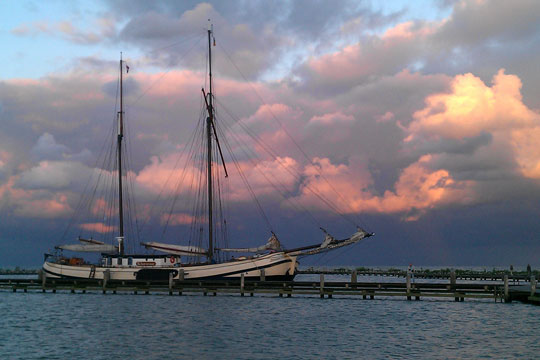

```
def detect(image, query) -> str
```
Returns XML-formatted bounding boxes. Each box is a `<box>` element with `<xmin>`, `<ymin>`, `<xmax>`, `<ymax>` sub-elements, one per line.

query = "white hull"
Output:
<box><xmin>43</xmin><ymin>252</ymin><xmax>297</xmax><ymax>281</ymax></box>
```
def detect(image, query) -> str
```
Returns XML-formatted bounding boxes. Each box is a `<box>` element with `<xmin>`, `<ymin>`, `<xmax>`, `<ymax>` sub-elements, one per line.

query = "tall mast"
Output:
<box><xmin>118</xmin><ymin>53</ymin><xmax>125</xmax><ymax>254</ymax></box>
<box><xmin>207</xmin><ymin>23</ymin><xmax>214</xmax><ymax>262</ymax></box>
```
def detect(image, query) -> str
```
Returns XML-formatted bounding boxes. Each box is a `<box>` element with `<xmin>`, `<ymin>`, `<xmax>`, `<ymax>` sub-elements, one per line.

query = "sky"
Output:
<box><xmin>2</xmin><ymin>0</ymin><xmax>540</xmax><ymax>268</ymax></box>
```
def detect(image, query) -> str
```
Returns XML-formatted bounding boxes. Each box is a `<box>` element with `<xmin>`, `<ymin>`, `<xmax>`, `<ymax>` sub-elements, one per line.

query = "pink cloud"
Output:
<box><xmin>308</xmin><ymin>111</ymin><xmax>355</xmax><ymax>125</ymax></box>
<box><xmin>79</xmin><ymin>222</ymin><xmax>117</xmax><ymax>233</ymax></box>
<box><xmin>91</xmin><ymin>198</ymin><xmax>112</xmax><ymax>217</ymax></box>
<box><xmin>0</xmin><ymin>150</ymin><xmax>12</xmax><ymax>168</ymax></box>
<box><xmin>363</xmin><ymin>155</ymin><xmax>474</xmax><ymax>219</ymax></box>
<box><xmin>244</xmin><ymin>103</ymin><xmax>297</xmax><ymax>125</ymax></box>
<box><xmin>14</xmin><ymin>192</ymin><xmax>72</xmax><ymax>218</ymax></box>
<box><xmin>133</xmin><ymin>70</ymin><xmax>202</xmax><ymax>99</ymax></box>
<box><xmin>160</xmin><ymin>213</ymin><xmax>200</xmax><ymax>226</ymax></box>
<box><xmin>1</xmin><ymin>176</ymin><xmax>72</xmax><ymax>218</ymax></box>
<box><xmin>291</xmin><ymin>156</ymin><xmax>473</xmax><ymax>220</ymax></box>
<box><xmin>307</xmin><ymin>44</ymin><xmax>374</xmax><ymax>82</ymax></box>
<box><xmin>376</xmin><ymin>111</ymin><xmax>395</xmax><ymax>123</ymax></box>
<box><xmin>408</xmin><ymin>69</ymin><xmax>540</xmax><ymax>179</ymax></box>
<box><xmin>226</xmin><ymin>156</ymin><xmax>300</xmax><ymax>202</ymax></box>
<box><xmin>409</xmin><ymin>69</ymin><xmax>538</xmax><ymax>140</ymax></box>
<box><xmin>135</xmin><ymin>154</ymin><xmax>203</xmax><ymax>194</ymax></box>
<box><xmin>382</xmin><ymin>21</ymin><xmax>438</xmax><ymax>41</ymax></box>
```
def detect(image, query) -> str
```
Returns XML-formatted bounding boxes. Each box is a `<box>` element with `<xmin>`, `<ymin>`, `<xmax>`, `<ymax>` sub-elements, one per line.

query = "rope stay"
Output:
<box><xmin>58</xmin><ymin>32</ymin><xmax>371</xmax><ymax>260</ymax></box>
<box><xmin>217</xmin><ymin>43</ymin><xmax>369</xmax><ymax>231</ymax></box>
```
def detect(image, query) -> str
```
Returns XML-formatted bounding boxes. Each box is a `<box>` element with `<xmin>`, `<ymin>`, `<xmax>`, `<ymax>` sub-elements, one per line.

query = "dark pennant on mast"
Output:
<box><xmin>206</xmin><ymin>23</ymin><xmax>215</xmax><ymax>262</ymax></box>
<box><xmin>117</xmin><ymin>53</ymin><xmax>125</xmax><ymax>254</ymax></box>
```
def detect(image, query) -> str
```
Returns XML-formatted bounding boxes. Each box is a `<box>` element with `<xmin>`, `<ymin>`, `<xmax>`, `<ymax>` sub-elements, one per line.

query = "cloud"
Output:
<box><xmin>0</xmin><ymin>176</ymin><xmax>73</xmax><ymax>219</ymax></box>
<box><xmin>294</xmin><ymin>20</ymin><xmax>440</xmax><ymax>96</ymax></box>
<box><xmin>3</xmin><ymin>1</ymin><xmax>540</xmax><ymax>229</ymax></box>
<box><xmin>31</xmin><ymin>133</ymin><xmax>69</xmax><ymax>161</ymax></box>
<box><xmin>16</xmin><ymin>160</ymin><xmax>78</xmax><ymax>190</ymax></box>
<box><xmin>407</xmin><ymin>69</ymin><xmax>540</xmax><ymax>182</ymax></box>
<box><xmin>14</xmin><ymin>194</ymin><xmax>72</xmax><ymax>218</ymax></box>
<box><xmin>409</xmin><ymin>69</ymin><xmax>538</xmax><ymax>139</ymax></box>
<box><xmin>118</xmin><ymin>3</ymin><xmax>289</xmax><ymax>80</ymax></box>
<box><xmin>11</xmin><ymin>17</ymin><xmax>117</xmax><ymax>44</ymax></box>
<box><xmin>79</xmin><ymin>222</ymin><xmax>117</xmax><ymax>233</ymax></box>
<box><xmin>160</xmin><ymin>213</ymin><xmax>199</xmax><ymax>226</ymax></box>
<box><xmin>435</xmin><ymin>0</ymin><xmax>540</xmax><ymax>46</ymax></box>
<box><xmin>308</xmin><ymin>111</ymin><xmax>355</xmax><ymax>125</ymax></box>
<box><xmin>290</xmin><ymin>156</ymin><xmax>473</xmax><ymax>221</ymax></box>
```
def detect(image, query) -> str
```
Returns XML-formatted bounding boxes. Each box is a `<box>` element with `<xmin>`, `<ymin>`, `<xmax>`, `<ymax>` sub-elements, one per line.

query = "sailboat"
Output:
<box><xmin>42</xmin><ymin>25</ymin><xmax>373</xmax><ymax>281</ymax></box>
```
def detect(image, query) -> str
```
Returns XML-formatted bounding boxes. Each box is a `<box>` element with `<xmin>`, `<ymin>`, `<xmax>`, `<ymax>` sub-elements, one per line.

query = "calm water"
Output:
<box><xmin>1</xmin><ymin>278</ymin><xmax>539</xmax><ymax>360</ymax></box>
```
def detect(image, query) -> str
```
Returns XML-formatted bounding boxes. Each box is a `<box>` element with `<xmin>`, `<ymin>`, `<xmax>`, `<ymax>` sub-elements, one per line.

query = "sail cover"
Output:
<box><xmin>141</xmin><ymin>242</ymin><xmax>207</xmax><ymax>256</ymax></box>
<box><xmin>56</xmin><ymin>244</ymin><xmax>118</xmax><ymax>253</ymax></box>
<box><xmin>78</xmin><ymin>237</ymin><xmax>105</xmax><ymax>245</ymax></box>
<box><xmin>292</xmin><ymin>228</ymin><xmax>373</xmax><ymax>257</ymax></box>
<box><xmin>218</xmin><ymin>234</ymin><xmax>282</xmax><ymax>253</ymax></box>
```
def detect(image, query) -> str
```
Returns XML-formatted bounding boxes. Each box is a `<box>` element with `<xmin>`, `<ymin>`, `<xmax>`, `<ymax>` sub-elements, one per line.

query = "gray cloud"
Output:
<box><xmin>415</xmin><ymin>132</ymin><xmax>492</xmax><ymax>157</ymax></box>
<box><xmin>16</xmin><ymin>160</ymin><xmax>92</xmax><ymax>190</ymax></box>
<box><xmin>434</xmin><ymin>0</ymin><xmax>540</xmax><ymax>47</ymax></box>
<box><xmin>31</xmin><ymin>133</ymin><xmax>69</xmax><ymax>161</ymax></box>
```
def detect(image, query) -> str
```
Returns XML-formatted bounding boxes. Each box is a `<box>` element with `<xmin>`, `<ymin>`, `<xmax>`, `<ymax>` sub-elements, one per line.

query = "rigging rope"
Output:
<box><xmin>217</xmin><ymin>43</ymin><xmax>368</xmax><ymax>230</ymax></box>
<box><xmin>215</xmin><ymin>98</ymin><xmax>347</xmax><ymax>228</ymax></box>
<box><xmin>129</xmin><ymin>34</ymin><xmax>205</xmax><ymax>106</ymax></box>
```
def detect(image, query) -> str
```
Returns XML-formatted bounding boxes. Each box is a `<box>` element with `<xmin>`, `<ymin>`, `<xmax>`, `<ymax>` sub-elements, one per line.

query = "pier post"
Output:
<box><xmin>41</xmin><ymin>270</ymin><xmax>47</xmax><ymax>292</ymax></box>
<box><xmin>320</xmin><ymin>274</ymin><xmax>325</xmax><ymax>298</ymax></box>
<box><xmin>503</xmin><ymin>275</ymin><xmax>510</xmax><ymax>303</ymax></box>
<box><xmin>241</xmin><ymin>273</ymin><xmax>245</xmax><ymax>297</ymax></box>
<box><xmin>169</xmin><ymin>272</ymin><xmax>174</xmax><ymax>295</ymax></box>
<box><xmin>351</xmin><ymin>270</ymin><xmax>357</xmax><ymax>284</ymax></box>
<box><xmin>103</xmin><ymin>269</ymin><xmax>110</xmax><ymax>294</ymax></box>
<box><xmin>179</xmin><ymin>269</ymin><xmax>184</xmax><ymax>281</ymax></box>
<box><xmin>450</xmin><ymin>270</ymin><xmax>456</xmax><ymax>288</ymax></box>
<box><xmin>406</xmin><ymin>273</ymin><xmax>411</xmax><ymax>300</ymax></box>
<box><xmin>531</xmin><ymin>276</ymin><xmax>537</xmax><ymax>298</ymax></box>
<box><xmin>260</xmin><ymin>269</ymin><xmax>265</xmax><ymax>282</ymax></box>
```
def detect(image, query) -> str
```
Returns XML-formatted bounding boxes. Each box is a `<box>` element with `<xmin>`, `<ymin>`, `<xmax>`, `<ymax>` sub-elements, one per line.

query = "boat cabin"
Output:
<box><xmin>101</xmin><ymin>254</ymin><xmax>180</xmax><ymax>267</ymax></box>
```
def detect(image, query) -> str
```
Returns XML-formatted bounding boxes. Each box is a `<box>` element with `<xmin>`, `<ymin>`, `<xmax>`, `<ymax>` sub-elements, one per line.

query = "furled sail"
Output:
<box><xmin>218</xmin><ymin>234</ymin><xmax>282</xmax><ymax>253</ymax></box>
<box><xmin>56</xmin><ymin>244</ymin><xmax>118</xmax><ymax>253</ymax></box>
<box><xmin>78</xmin><ymin>237</ymin><xmax>105</xmax><ymax>245</ymax></box>
<box><xmin>289</xmin><ymin>228</ymin><xmax>373</xmax><ymax>257</ymax></box>
<box><xmin>141</xmin><ymin>242</ymin><xmax>207</xmax><ymax>256</ymax></box>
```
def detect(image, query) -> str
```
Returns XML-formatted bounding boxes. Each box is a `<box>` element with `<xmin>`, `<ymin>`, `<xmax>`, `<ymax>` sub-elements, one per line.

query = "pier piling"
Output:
<box><xmin>504</xmin><ymin>275</ymin><xmax>510</xmax><ymax>303</ymax></box>
<box><xmin>406</xmin><ymin>273</ymin><xmax>411</xmax><ymax>300</ymax></box>
<box><xmin>320</xmin><ymin>274</ymin><xmax>325</xmax><ymax>298</ymax></box>
<box><xmin>179</xmin><ymin>269</ymin><xmax>185</xmax><ymax>281</ymax></box>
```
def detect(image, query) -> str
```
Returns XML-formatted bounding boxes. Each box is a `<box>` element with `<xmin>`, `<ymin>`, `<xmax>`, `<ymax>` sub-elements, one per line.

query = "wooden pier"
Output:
<box><xmin>299</xmin><ymin>268</ymin><xmax>539</xmax><ymax>282</ymax></box>
<box><xmin>1</xmin><ymin>272</ymin><xmax>537</xmax><ymax>304</ymax></box>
